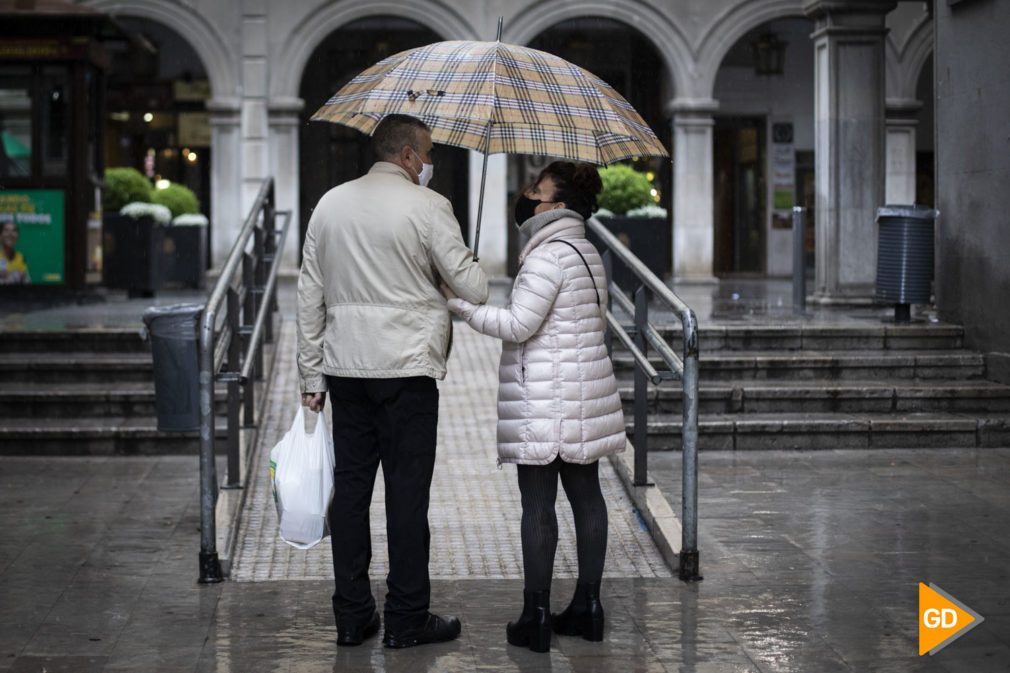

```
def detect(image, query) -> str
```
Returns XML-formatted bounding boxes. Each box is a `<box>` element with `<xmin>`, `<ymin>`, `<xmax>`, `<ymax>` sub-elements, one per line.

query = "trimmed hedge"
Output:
<box><xmin>151</xmin><ymin>183</ymin><xmax>201</xmax><ymax>219</ymax></box>
<box><xmin>597</xmin><ymin>164</ymin><xmax>655</xmax><ymax>215</ymax></box>
<box><xmin>104</xmin><ymin>168</ymin><xmax>153</xmax><ymax>213</ymax></box>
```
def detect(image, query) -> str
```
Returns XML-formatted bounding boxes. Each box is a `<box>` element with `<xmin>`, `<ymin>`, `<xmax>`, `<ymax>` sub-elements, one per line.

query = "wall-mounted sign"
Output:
<box><xmin>178</xmin><ymin>112</ymin><xmax>211</xmax><ymax>147</ymax></box>
<box><xmin>0</xmin><ymin>190</ymin><xmax>65</xmax><ymax>285</ymax></box>
<box><xmin>770</xmin><ymin>122</ymin><xmax>795</xmax><ymax>229</ymax></box>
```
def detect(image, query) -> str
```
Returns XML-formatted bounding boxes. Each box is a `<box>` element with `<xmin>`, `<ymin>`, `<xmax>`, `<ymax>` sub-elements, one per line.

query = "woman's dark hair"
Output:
<box><xmin>535</xmin><ymin>161</ymin><xmax>602</xmax><ymax>220</ymax></box>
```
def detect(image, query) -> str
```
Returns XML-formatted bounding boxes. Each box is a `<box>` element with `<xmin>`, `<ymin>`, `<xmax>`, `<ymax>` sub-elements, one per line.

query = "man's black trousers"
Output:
<box><xmin>325</xmin><ymin>375</ymin><xmax>438</xmax><ymax>633</ymax></box>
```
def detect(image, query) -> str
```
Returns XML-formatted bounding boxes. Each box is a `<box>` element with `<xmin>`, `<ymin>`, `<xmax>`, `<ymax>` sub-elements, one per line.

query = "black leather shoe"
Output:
<box><xmin>337</xmin><ymin>611</ymin><xmax>380</xmax><ymax>647</ymax></box>
<box><xmin>383</xmin><ymin>613</ymin><xmax>462</xmax><ymax>648</ymax></box>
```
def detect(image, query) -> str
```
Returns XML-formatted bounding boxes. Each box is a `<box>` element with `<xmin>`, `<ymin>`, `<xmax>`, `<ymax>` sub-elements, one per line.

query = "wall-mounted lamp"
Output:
<box><xmin>751</xmin><ymin>31</ymin><xmax>787</xmax><ymax>76</ymax></box>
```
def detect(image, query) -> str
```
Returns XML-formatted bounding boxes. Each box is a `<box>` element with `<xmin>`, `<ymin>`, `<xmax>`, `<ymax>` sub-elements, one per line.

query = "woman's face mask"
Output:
<box><xmin>514</xmin><ymin>195</ymin><xmax>556</xmax><ymax>226</ymax></box>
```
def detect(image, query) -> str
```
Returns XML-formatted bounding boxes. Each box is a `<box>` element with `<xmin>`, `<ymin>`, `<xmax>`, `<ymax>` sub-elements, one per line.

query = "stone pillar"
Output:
<box><xmin>241</xmin><ymin>0</ymin><xmax>269</xmax><ymax>214</ymax></box>
<box><xmin>207</xmin><ymin>98</ymin><xmax>242</xmax><ymax>267</ymax></box>
<box><xmin>806</xmin><ymin>0</ymin><xmax>896</xmax><ymax>301</ymax></box>
<box><xmin>670</xmin><ymin>99</ymin><xmax>718</xmax><ymax>283</ymax></box>
<box><xmin>469</xmin><ymin>151</ymin><xmax>507</xmax><ymax>278</ymax></box>
<box><xmin>885</xmin><ymin>98</ymin><xmax>921</xmax><ymax>205</ymax></box>
<box><xmin>269</xmin><ymin>97</ymin><xmax>304</xmax><ymax>272</ymax></box>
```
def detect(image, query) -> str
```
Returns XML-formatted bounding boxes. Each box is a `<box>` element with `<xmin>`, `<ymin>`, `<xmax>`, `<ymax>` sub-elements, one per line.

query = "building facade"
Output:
<box><xmin>67</xmin><ymin>0</ymin><xmax>934</xmax><ymax>294</ymax></box>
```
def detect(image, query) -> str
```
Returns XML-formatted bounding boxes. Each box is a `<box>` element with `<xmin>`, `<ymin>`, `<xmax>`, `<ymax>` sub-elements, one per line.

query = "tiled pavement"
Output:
<box><xmin>229</xmin><ymin>319</ymin><xmax>672</xmax><ymax>581</ymax></box>
<box><xmin>2</xmin><ymin>278</ymin><xmax>1010</xmax><ymax>672</ymax></box>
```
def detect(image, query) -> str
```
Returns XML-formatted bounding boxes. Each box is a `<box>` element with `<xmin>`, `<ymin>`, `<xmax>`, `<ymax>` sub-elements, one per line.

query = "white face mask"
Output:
<box><xmin>417</xmin><ymin>161</ymin><xmax>434</xmax><ymax>188</ymax></box>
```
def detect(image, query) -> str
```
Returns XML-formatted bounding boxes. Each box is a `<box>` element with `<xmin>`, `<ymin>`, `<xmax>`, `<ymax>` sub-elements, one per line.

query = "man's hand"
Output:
<box><xmin>439</xmin><ymin>282</ymin><xmax>458</xmax><ymax>301</ymax></box>
<box><xmin>302</xmin><ymin>392</ymin><xmax>326</xmax><ymax>413</ymax></box>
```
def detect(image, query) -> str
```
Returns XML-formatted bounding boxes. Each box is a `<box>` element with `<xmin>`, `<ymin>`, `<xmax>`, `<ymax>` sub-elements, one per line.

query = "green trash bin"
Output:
<box><xmin>142</xmin><ymin>304</ymin><xmax>203</xmax><ymax>431</ymax></box>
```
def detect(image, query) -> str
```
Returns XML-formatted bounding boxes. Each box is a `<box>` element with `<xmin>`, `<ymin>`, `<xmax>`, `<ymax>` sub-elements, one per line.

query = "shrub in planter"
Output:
<box><xmin>151</xmin><ymin>183</ymin><xmax>200</xmax><ymax>218</ymax></box>
<box><xmin>597</xmin><ymin>164</ymin><xmax>655</xmax><ymax>215</ymax></box>
<box><xmin>120</xmin><ymin>201</ymin><xmax>173</xmax><ymax>224</ymax></box>
<box><xmin>104</xmin><ymin>167</ymin><xmax>153</xmax><ymax>212</ymax></box>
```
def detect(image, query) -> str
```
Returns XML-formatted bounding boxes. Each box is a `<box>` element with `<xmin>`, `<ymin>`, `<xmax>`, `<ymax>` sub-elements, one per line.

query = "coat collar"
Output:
<box><xmin>519</xmin><ymin>209</ymin><xmax>585</xmax><ymax>264</ymax></box>
<box><xmin>369</xmin><ymin>160</ymin><xmax>414</xmax><ymax>183</ymax></box>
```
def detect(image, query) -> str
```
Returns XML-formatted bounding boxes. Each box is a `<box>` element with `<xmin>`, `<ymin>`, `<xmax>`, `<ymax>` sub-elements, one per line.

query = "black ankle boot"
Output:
<box><xmin>506</xmin><ymin>589</ymin><xmax>551</xmax><ymax>653</ymax></box>
<box><xmin>552</xmin><ymin>581</ymin><xmax>604</xmax><ymax>641</ymax></box>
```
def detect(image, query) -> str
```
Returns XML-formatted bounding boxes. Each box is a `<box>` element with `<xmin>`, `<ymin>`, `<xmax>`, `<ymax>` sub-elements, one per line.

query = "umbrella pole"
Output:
<box><xmin>472</xmin><ymin>121</ymin><xmax>494</xmax><ymax>260</ymax></box>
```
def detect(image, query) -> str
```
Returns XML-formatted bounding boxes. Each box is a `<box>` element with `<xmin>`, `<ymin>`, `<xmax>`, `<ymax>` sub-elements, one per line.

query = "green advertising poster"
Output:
<box><xmin>0</xmin><ymin>190</ymin><xmax>65</xmax><ymax>285</ymax></box>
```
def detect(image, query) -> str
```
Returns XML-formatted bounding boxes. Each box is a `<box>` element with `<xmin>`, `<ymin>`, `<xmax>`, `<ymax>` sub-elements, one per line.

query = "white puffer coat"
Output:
<box><xmin>448</xmin><ymin>209</ymin><xmax>627</xmax><ymax>465</ymax></box>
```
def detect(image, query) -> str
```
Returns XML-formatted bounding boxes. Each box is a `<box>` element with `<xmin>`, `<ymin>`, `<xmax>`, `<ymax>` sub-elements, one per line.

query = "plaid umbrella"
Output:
<box><xmin>311</xmin><ymin>39</ymin><xmax>669</xmax><ymax>254</ymax></box>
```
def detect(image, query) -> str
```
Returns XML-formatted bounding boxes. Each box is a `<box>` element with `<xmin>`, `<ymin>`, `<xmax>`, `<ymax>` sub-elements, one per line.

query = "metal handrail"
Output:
<box><xmin>198</xmin><ymin>177</ymin><xmax>292</xmax><ymax>583</ymax></box>
<box><xmin>587</xmin><ymin>216</ymin><xmax>702</xmax><ymax>583</ymax></box>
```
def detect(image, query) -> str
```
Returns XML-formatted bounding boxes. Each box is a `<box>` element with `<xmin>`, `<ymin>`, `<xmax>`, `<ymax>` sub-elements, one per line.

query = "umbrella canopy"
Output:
<box><xmin>311</xmin><ymin>40</ymin><xmax>668</xmax><ymax>165</ymax></box>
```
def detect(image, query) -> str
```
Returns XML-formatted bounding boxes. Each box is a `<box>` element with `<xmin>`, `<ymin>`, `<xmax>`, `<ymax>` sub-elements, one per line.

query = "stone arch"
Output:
<box><xmin>886</xmin><ymin>15</ymin><xmax>933</xmax><ymax>101</ymax></box>
<box><xmin>82</xmin><ymin>0</ymin><xmax>238</xmax><ymax>99</ymax></box>
<box><xmin>271</xmin><ymin>0</ymin><xmax>478</xmax><ymax>100</ymax></box>
<box><xmin>693</xmin><ymin>0</ymin><xmax>806</xmax><ymax>100</ymax></box>
<box><xmin>505</xmin><ymin>0</ymin><xmax>690</xmax><ymax>100</ymax></box>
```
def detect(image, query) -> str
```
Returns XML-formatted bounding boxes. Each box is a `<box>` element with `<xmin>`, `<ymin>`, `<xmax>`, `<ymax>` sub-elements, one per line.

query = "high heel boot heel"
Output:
<box><xmin>506</xmin><ymin>589</ymin><xmax>551</xmax><ymax>653</ymax></box>
<box><xmin>552</xmin><ymin>581</ymin><xmax>604</xmax><ymax>641</ymax></box>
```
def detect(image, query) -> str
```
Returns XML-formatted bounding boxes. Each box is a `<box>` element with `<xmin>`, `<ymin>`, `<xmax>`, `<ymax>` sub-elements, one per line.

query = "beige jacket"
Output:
<box><xmin>297</xmin><ymin>162</ymin><xmax>488</xmax><ymax>392</ymax></box>
<box><xmin>448</xmin><ymin>209</ymin><xmax>626</xmax><ymax>465</ymax></box>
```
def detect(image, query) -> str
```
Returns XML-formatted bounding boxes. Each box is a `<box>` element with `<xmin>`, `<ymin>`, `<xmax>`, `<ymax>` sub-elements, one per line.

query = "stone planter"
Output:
<box><xmin>588</xmin><ymin>215</ymin><xmax>669</xmax><ymax>292</ymax></box>
<box><xmin>161</xmin><ymin>224</ymin><xmax>207</xmax><ymax>289</ymax></box>
<box><xmin>102</xmin><ymin>213</ymin><xmax>164</xmax><ymax>297</ymax></box>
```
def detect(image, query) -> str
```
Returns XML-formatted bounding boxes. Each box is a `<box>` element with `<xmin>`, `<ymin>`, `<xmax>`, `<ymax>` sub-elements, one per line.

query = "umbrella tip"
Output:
<box><xmin>496</xmin><ymin>16</ymin><xmax>503</xmax><ymax>41</ymax></box>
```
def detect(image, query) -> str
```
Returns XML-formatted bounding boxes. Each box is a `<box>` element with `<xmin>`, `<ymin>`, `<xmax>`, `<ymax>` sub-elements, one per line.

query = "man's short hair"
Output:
<box><xmin>372</xmin><ymin>114</ymin><xmax>430</xmax><ymax>161</ymax></box>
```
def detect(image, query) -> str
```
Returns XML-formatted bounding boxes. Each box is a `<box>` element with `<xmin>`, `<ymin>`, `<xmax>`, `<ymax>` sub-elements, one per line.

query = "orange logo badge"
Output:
<box><xmin>919</xmin><ymin>583</ymin><xmax>984</xmax><ymax>655</ymax></box>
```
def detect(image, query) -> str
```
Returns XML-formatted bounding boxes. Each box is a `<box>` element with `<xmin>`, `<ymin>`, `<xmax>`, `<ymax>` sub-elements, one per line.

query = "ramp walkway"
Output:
<box><xmin>229</xmin><ymin>319</ymin><xmax>672</xmax><ymax>581</ymax></box>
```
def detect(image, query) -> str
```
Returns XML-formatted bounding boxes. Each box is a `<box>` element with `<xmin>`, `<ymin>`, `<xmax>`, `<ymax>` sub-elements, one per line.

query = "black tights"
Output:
<box><xmin>516</xmin><ymin>456</ymin><xmax>608</xmax><ymax>593</ymax></box>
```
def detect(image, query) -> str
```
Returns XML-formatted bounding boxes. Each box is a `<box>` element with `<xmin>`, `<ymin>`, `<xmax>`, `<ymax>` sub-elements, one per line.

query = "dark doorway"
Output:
<box><xmin>714</xmin><ymin>116</ymin><xmax>766</xmax><ymax>275</ymax></box>
<box><xmin>298</xmin><ymin>17</ymin><xmax>469</xmax><ymax>253</ymax></box>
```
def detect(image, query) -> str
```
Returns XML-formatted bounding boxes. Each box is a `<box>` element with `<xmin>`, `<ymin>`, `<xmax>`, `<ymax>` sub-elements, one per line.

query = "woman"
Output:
<box><xmin>443</xmin><ymin>161</ymin><xmax>626</xmax><ymax>653</ymax></box>
<box><xmin>0</xmin><ymin>221</ymin><xmax>29</xmax><ymax>284</ymax></box>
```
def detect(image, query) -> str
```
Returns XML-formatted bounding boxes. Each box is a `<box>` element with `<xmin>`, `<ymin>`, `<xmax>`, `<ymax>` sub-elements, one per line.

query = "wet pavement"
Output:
<box><xmin>1</xmin><ymin>278</ymin><xmax>1009</xmax><ymax>671</ymax></box>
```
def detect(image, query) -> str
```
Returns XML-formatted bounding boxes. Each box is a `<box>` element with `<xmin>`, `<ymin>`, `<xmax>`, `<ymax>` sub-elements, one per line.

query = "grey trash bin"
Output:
<box><xmin>875</xmin><ymin>205</ymin><xmax>938</xmax><ymax>322</ymax></box>
<box><xmin>142</xmin><ymin>304</ymin><xmax>203</xmax><ymax>431</ymax></box>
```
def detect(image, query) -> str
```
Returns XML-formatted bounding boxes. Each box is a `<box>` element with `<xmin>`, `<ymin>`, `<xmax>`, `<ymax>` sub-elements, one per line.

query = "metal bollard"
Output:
<box><xmin>792</xmin><ymin>207</ymin><xmax>807</xmax><ymax>315</ymax></box>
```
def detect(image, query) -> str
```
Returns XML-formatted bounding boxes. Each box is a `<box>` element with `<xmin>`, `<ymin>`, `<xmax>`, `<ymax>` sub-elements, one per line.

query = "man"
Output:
<box><xmin>297</xmin><ymin>114</ymin><xmax>488</xmax><ymax>648</ymax></box>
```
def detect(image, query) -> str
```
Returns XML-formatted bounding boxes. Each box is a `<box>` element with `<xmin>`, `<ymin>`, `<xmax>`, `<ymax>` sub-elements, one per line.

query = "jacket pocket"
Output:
<box><xmin>520</xmin><ymin>343</ymin><xmax>527</xmax><ymax>384</ymax></box>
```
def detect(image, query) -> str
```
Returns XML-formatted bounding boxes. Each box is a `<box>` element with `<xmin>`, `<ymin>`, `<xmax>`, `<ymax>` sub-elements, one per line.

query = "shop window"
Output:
<box><xmin>0</xmin><ymin>67</ymin><xmax>32</xmax><ymax>178</ymax></box>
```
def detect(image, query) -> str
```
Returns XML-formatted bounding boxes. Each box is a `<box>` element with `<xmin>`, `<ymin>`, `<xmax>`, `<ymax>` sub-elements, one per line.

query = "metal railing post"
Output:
<box><xmin>633</xmin><ymin>285</ymin><xmax>649</xmax><ymax>486</ymax></box>
<box><xmin>197</xmin><ymin>177</ymin><xmax>292</xmax><ymax>585</ymax></box>
<box><xmin>679</xmin><ymin>309</ymin><xmax>702</xmax><ymax>582</ymax></box>
<box><xmin>793</xmin><ymin>206</ymin><xmax>807</xmax><ymax>315</ymax></box>
<box><xmin>602</xmin><ymin>249</ymin><xmax>614</xmax><ymax>358</ymax></box>
<box><xmin>585</xmin><ymin>217</ymin><xmax>701</xmax><ymax>582</ymax></box>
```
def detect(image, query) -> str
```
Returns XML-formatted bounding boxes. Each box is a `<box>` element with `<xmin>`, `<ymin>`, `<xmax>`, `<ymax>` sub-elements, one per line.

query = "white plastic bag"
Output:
<box><xmin>269</xmin><ymin>406</ymin><xmax>335</xmax><ymax>549</ymax></box>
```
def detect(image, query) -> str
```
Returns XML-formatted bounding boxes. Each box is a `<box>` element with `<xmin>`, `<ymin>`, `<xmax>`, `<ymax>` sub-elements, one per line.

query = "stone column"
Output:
<box><xmin>805</xmin><ymin>0</ymin><xmax>896</xmax><ymax>301</ymax></box>
<box><xmin>885</xmin><ymin>98</ymin><xmax>921</xmax><ymax>205</ymax></box>
<box><xmin>469</xmin><ymin>151</ymin><xmax>507</xmax><ymax>277</ymax></box>
<box><xmin>269</xmin><ymin>97</ymin><xmax>304</xmax><ymax>272</ymax></box>
<box><xmin>670</xmin><ymin>99</ymin><xmax>718</xmax><ymax>283</ymax></box>
<box><xmin>241</xmin><ymin>0</ymin><xmax>269</xmax><ymax>214</ymax></box>
<box><xmin>207</xmin><ymin>98</ymin><xmax>242</xmax><ymax>267</ymax></box>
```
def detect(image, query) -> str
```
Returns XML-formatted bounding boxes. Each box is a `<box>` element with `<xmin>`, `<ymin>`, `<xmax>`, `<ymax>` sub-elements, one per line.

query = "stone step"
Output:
<box><xmin>0</xmin><ymin>352</ymin><xmax>154</xmax><ymax>383</ymax></box>
<box><xmin>0</xmin><ymin>382</ymin><xmax>228</xmax><ymax>418</ymax></box>
<box><xmin>614</xmin><ymin>322</ymin><xmax>964</xmax><ymax>352</ymax></box>
<box><xmin>612</xmin><ymin>350</ymin><xmax>986</xmax><ymax>381</ymax></box>
<box><xmin>0</xmin><ymin>328</ymin><xmax>150</xmax><ymax>354</ymax></box>
<box><xmin>0</xmin><ymin>416</ymin><xmax>230</xmax><ymax>455</ymax></box>
<box><xmin>631</xmin><ymin>412</ymin><xmax>1010</xmax><ymax>450</ymax></box>
<box><xmin>619</xmin><ymin>379</ymin><xmax>1010</xmax><ymax>415</ymax></box>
